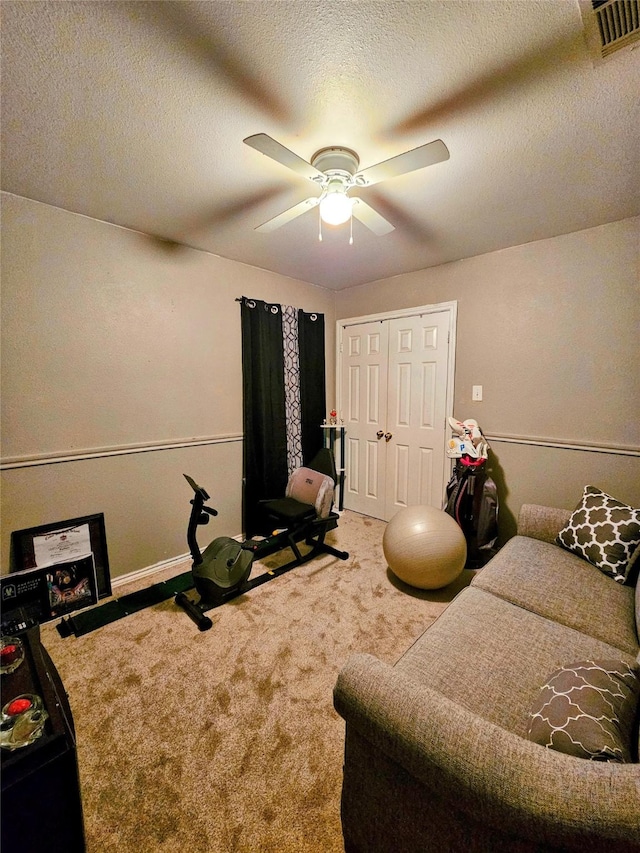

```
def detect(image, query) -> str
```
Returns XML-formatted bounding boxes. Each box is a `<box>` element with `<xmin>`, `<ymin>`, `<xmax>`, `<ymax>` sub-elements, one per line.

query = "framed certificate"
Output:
<box><xmin>11</xmin><ymin>513</ymin><xmax>111</xmax><ymax>599</ymax></box>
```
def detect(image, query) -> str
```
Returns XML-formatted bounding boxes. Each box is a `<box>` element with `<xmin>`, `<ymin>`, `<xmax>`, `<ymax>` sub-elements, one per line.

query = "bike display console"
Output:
<box><xmin>1</xmin><ymin>625</ymin><xmax>86</xmax><ymax>852</ymax></box>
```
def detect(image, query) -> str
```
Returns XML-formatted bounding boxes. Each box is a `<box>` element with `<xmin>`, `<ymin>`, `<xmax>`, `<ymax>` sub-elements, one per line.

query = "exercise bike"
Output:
<box><xmin>175</xmin><ymin>449</ymin><xmax>349</xmax><ymax>630</ymax></box>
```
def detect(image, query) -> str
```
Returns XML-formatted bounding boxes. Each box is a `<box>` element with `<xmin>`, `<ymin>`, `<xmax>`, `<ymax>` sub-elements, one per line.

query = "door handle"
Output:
<box><xmin>385</xmin><ymin>432</ymin><xmax>393</xmax><ymax>442</ymax></box>
<box><xmin>376</xmin><ymin>431</ymin><xmax>384</xmax><ymax>440</ymax></box>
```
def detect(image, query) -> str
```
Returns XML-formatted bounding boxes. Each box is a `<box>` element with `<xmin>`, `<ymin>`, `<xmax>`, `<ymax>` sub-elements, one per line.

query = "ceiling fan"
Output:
<box><xmin>243</xmin><ymin>133</ymin><xmax>450</xmax><ymax>238</ymax></box>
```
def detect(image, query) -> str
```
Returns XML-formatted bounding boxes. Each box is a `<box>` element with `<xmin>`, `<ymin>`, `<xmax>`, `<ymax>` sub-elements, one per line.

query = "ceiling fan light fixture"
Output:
<box><xmin>244</xmin><ymin>133</ymin><xmax>449</xmax><ymax>238</ymax></box>
<box><xmin>319</xmin><ymin>189</ymin><xmax>353</xmax><ymax>226</ymax></box>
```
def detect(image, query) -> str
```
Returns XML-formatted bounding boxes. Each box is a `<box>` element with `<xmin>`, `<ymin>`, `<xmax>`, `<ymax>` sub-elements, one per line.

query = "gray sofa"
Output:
<box><xmin>334</xmin><ymin>504</ymin><xmax>640</xmax><ymax>852</ymax></box>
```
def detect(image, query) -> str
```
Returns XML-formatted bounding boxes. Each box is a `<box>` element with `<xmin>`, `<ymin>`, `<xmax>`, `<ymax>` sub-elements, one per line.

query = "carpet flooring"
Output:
<box><xmin>40</xmin><ymin>510</ymin><xmax>472</xmax><ymax>853</ymax></box>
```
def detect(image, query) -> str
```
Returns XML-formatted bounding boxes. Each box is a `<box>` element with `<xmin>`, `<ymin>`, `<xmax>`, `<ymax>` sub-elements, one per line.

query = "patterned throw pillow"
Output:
<box><xmin>556</xmin><ymin>485</ymin><xmax>640</xmax><ymax>583</ymax></box>
<box><xmin>527</xmin><ymin>660</ymin><xmax>640</xmax><ymax>762</ymax></box>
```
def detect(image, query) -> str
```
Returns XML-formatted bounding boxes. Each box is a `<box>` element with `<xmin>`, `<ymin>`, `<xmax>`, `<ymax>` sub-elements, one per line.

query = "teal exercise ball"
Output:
<box><xmin>383</xmin><ymin>505</ymin><xmax>467</xmax><ymax>590</ymax></box>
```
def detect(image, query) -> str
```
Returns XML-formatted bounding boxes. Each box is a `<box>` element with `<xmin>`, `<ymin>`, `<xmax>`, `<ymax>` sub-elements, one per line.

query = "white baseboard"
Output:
<box><xmin>111</xmin><ymin>552</ymin><xmax>192</xmax><ymax>590</ymax></box>
<box><xmin>110</xmin><ymin>533</ymin><xmax>245</xmax><ymax>590</ymax></box>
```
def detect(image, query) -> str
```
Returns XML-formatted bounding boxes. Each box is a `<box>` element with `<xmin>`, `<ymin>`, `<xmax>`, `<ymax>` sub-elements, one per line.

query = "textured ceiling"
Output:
<box><xmin>1</xmin><ymin>1</ymin><xmax>638</xmax><ymax>290</ymax></box>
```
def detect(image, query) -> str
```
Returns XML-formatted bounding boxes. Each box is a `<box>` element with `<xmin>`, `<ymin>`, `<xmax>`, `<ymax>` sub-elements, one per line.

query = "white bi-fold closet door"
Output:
<box><xmin>338</xmin><ymin>304</ymin><xmax>456</xmax><ymax>521</ymax></box>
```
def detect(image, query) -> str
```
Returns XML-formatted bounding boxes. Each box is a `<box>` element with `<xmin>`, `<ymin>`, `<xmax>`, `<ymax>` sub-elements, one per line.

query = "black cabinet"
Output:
<box><xmin>1</xmin><ymin>626</ymin><xmax>86</xmax><ymax>853</ymax></box>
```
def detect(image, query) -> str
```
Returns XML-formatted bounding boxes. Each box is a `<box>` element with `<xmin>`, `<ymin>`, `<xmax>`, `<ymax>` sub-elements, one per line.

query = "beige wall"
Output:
<box><xmin>1</xmin><ymin>193</ymin><xmax>336</xmax><ymax>578</ymax></box>
<box><xmin>336</xmin><ymin>217</ymin><xmax>640</xmax><ymax>539</ymax></box>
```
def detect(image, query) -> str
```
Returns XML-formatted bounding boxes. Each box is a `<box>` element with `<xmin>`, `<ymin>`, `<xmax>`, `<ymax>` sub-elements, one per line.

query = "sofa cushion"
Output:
<box><xmin>527</xmin><ymin>659</ymin><xmax>640</xmax><ymax>763</ymax></box>
<box><xmin>556</xmin><ymin>486</ymin><xmax>640</xmax><ymax>584</ymax></box>
<box><xmin>394</xmin><ymin>587</ymin><xmax>639</xmax><ymax>738</ymax></box>
<box><xmin>471</xmin><ymin>536</ymin><xmax>638</xmax><ymax>655</ymax></box>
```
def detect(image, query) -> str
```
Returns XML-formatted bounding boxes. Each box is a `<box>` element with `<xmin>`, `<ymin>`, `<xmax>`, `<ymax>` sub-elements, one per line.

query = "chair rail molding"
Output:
<box><xmin>3</xmin><ymin>430</ymin><xmax>637</xmax><ymax>471</ymax></box>
<box><xmin>0</xmin><ymin>433</ymin><xmax>244</xmax><ymax>470</ymax></box>
<box><xmin>484</xmin><ymin>432</ymin><xmax>640</xmax><ymax>457</ymax></box>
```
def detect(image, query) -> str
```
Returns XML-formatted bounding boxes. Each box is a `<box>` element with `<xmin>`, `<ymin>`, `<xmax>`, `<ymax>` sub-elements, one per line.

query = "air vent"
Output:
<box><xmin>581</xmin><ymin>0</ymin><xmax>640</xmax><ymax>60</ymax></box>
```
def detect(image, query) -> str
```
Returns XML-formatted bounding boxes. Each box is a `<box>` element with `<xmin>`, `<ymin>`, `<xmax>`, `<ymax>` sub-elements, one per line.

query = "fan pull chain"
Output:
<box><xmin>349</xmin><ymin>212</ymin><xmax>354</xmax><ymax>245</ymax></box>
<box><xmin>318</xmin><ymin>207</ymin><xmax>323</xmax><ymax>242</ymax></box>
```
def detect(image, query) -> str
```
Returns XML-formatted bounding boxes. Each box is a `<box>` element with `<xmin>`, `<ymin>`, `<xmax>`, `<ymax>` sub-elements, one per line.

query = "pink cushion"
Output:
<box><xmin>286</xmin><ymin>467</ymin><xmax>335</xmax><ymax>519</ymax></box>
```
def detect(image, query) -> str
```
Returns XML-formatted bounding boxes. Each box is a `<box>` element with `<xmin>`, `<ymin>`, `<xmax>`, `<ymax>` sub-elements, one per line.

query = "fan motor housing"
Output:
<box><xmin>311</xmin><ymin>147</ymin><xmax>360</xmax><ymax>176</ymax></box>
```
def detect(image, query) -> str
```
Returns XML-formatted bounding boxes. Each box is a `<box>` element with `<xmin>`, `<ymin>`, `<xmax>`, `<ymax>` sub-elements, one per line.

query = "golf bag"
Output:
<box><xmin>444</xmin><ymin>418</ymin><xmax>498</xmax><ymax>569</ymax></box>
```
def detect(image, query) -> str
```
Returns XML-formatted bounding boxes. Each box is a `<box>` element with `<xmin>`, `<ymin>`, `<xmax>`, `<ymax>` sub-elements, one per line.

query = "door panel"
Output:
<box><xmin>340</xmin><ymin>309</ymin><xmax>452</xmax><ymax>521</ymax></box>
<box><xmin>391</xmin><ymin>442</ymin><xmax>410</xmax><ymax>507</ymax></box>
<box><xmin>421</xmin><ymin>361</ymin><xmax>437</xmax><ymax>427</ymax></box>
<box><xmin>396</xmin><ymin>362</ymin><xmax>412</xmax><ymax>426</ymax></box>
<box><xmin>342</xmin><ymin>322</ymin><xmax>389</xmax><ymax>517</ymax></box>
<box><xmin>385</xmin><ymin>312</ymin><xmax>450</xmax><ymax>519</ymax></box>
<box><xmin>418</xmin><ymin>447</ymin><xmax>434</xmax><ymax>505</ymax></box>
<box><xmin>367</xmin><ymin>364</ymin><xmax>382</xmax><ymax>422</ymax></box>
<box><xmin>347</xmin><ymin>366</ymin><xmax>360</xmax><ymax>421</ymax></box>
<box><xmin>346</xmin><ymin>436</ymin><xmax>359</xmax><ymax>493</ymax></box>
<box><xmin>365</xmin><ymin>439</ymin><xmax>381</xmax><ymax>498</ymax></box>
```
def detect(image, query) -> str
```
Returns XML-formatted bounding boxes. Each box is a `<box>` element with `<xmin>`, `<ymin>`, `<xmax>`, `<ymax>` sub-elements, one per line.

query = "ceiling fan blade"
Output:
<box><xmin>255</xmin><ymin>197</ymin><xmax>320</xmax><ymax>232</ymax></box>
<box><xmin>351</xmin><ymin>199</ymin><xmax>395</xmax><ymax>235</ymax></box>
<box><xmin>355</xmin><ymin>140</ymin><xmax>449</xmax><ymax>187</ymax></box>
<box><xmin>244</xmin><ymin>134</ymin><xmax>324</xmax><ymax>182</ymax></box>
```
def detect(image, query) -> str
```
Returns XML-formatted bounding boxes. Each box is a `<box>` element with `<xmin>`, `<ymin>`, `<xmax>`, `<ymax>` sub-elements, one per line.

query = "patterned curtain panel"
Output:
<box><xmin>240</xmin><ymin>298</ymin><xmax>325</xmax><ymax>537</ymax></box>
<box><xmin>298</xmin><ymin>309</ymin><xmax>326</xmax><ymax>465</ymax></box>
<box><xmin>282</xmin><ymin>306</ymin><xmax>304</xmax><ymax>474</ymax></box>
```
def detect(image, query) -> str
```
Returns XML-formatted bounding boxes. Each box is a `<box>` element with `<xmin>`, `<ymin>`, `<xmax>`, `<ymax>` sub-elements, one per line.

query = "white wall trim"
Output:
<box><xmin>110</xmin><ymin>531</ymin><xmax>246</xmax><ymax>590</ymax></box>
<box><xmin>0</xmin><ymin>433</ymin><xmax>244</xmax><ymax>471</ymax></box>
<box><xmin>485</xmin><ymin>432</ymin><xmax>640</xmax><ymax>457</ymax></box>
<box><xmin>110</xmin><ymin>551</ymin><xmax>192</xmax><ymax>590</ymax></box>
<box><xmin>338</xmin><ymin>301</ymin><xmax>459</xmax><ymax>329</ymax></box>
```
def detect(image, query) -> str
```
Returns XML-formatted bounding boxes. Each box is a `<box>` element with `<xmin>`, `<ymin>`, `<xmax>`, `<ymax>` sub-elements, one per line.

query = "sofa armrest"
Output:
<box><xmin>334</xmin><ymin>654</ymin><xmax>640</xmax><ymax>849</ymax></box>
<box><xmin>517</xmin><ymin>503</ymin><xmax>572</xmax><ymax>543</ymax></box>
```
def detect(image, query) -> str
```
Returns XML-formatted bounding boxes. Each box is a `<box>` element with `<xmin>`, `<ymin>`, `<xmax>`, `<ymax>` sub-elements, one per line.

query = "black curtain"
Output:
<box><xmin>241</xmin><ymin>299</ymin><xmax>288</xmax><ymax>537</ymax></box>
<box><xmin>240</xmin><ymin>298</ymin><xmax>326</xmax><ymax>537</ymax></box>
